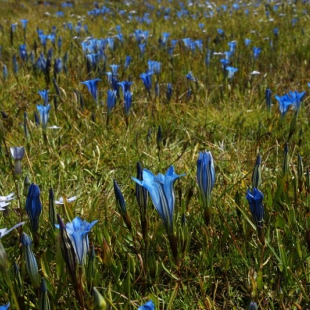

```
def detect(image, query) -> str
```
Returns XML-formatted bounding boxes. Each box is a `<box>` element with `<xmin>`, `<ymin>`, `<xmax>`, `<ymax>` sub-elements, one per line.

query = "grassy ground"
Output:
<box><xmin>0</xmin><ymin>0</ymin><xmax>310</xmax><ymax>309</ymax></box>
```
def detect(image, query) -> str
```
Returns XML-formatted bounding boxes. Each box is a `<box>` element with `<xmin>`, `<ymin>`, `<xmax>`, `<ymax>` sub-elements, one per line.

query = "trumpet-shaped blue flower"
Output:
<box><xmin>132</xmin><ymin>166</ymin><xmax>185</xmax><ymax>233</ymax></box>
<box><xmin>118</xmin><ymin>80</ymin><xmax>133</xmax><ymax>97</ymax></box>
<box><xmin>110</xmin><ymin>64</ymin><xmax>120</xmax><ymax>76</ymax></box>
<box><xmin>80</xmin><ymin>78</ymin><xmax>101</xmax><ymax>102</ymax></box>
<box><xmin>124</xmin><ymin>55</ymin><xmax>132</xmax><ymax>69</ymax></box>
<box><xmin>244</xmin><ymin>38</ymin><xmax>251</xmax><ymax>46</ymax></box>
<box><xmin>38</xmin><ymin>90</ymin><xmax>49</xmax><ymax>105</ymax></box>
<box><xmin>197</xmin><ymin>151</ymin><xmax>215</xmax><ymax>205</ymax></box>
<box><xmin>253</xmin><ymin>47</ymin><xmax>261</xmax><ymax>59</ymax></box>
<box><xmin>107</xmin><ymin>90</ymin><xmax>117</xmax><ymax>112</ymax></box>
<box><xmin>140</xmin><ymin>70</ymin><xmax>153</xmax><ymax>91</ymax></box>
<box><xmin>138</xmin><ymin>300</ymin><xmax>155</xmax><ymax>310</ymax></box>
<box><xmin>148</xmin><ymin>60</ymin><xmax>161</xmax><ymax>75</ymax></box>
<box><xmin>226</xmin><ymin>66</ymin><xmax>238</xmax><ymax>79</ymax></box>
<box><xmin>20</xmin><ymin>19</ymin><xmax>28</xmax><ymax>30</ymax></box>
<box><xmin>246</xmin><ymin>188</ymin><xmax>264</xmax><ymax>232</ymax></box>
<box><xmin>287</xmin><ymin>90</ymin><xmax>306</xmax><ymax>111</ymax></box>
<box><xmin>124</xmin><ymin>91</ymin><xmax>133</xmax><ymax>116</ymax></box>
<box><xmin>56</xmin><ymin>217</ymin><xmax>98</xmax><ymax>265</ymax></box>
<box><xmin>37</xmin><ymin>104</ymin><xmax>51</xmax><ymax>129</ymax></box>
<box><xmin>25</xmin><ymin>184</ymin><xmax>42</xmax><ymax>233</ymax></box>
<box><xmin>0</xmin><ymin>303</ymin><xmax>10</xmax><ymax>310</ymax></box>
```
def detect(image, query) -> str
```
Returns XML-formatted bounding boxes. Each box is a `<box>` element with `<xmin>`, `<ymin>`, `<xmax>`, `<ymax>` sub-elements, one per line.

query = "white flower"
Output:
<box><xmin>0</xmin><ymin>202</ymin><xmax>10</xmax><ymax>211</ymax></box>
<box><xmin>250</xmin><ymin>71</ymin><xmax>260</xmax><ymax>75</ymax></box>
<box><xmin>0</xmin><ymin>192</ymin><xmax>15</xmax><ymax>202</ymax></box>
<box><xmin>55</xmin><ymin>196</ymin><xmax>77</xmax><ymax>205</ymax></box>
<box><xmin>0</xmin><ymin>222</ymin><xmax>24</xmax><ymax>239</ymax></box>
<box><xmin>48</xmin><ymin>126</ymin><xmax>61</xmax><ymax>129</ymax></box>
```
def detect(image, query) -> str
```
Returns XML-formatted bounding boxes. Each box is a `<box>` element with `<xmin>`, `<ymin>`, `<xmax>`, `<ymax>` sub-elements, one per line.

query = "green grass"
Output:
<box><xmin>1</xmin><ymin>0</ymin><xmax>310</xmax><ymax>309</ymax></box>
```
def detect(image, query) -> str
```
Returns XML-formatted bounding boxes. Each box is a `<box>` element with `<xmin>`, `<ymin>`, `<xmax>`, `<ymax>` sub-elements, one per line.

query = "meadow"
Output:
<box><xmin>0</xmin><ymin>0</ymin><xmax>309</xmax><ymax>309</ymax></box>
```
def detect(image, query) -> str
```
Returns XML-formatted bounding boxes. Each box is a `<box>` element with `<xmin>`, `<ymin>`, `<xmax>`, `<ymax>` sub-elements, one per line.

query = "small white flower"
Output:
<box><xmin>48</xmin><ymin>126</ymin><xmax>61</xmax><ymax>129</ymax></box>
<box><xmin>0</xmin><ymin>192</ymin><xmax>15</xmax><ymax>202</ymax></box>
<box><xmin>0</xmin><ymin>202</ymin><xmax>11</xmax><ymax>211</ymax></box>
<box><xmin>250</xmin><ymin>71</ymin><xmax>261</xmax><ymax>75</ymax></box>
<box><xmin>55</xmin><ymin>196</ymin><xmax>77</xmax><ymax>205</ymax></box>
<box><xmin>0</xmin><ymin>222</ymin><xmax>25</xmax><ymax>239</ymax></box>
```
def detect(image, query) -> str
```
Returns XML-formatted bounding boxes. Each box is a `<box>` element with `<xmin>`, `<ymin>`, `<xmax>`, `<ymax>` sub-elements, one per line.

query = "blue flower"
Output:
<box><xmin>20</xmin><ymin>19</ymin><xmax>28</xmax><ymax>30</ymax></box>
<box><xmin>25</xmin><ymin>184</ymin><xmax>42</xmax><ymax>233</ymax></box>
<box><xmin>110</xmin><ymin>64</ymin><xmax>120</xmax><ymax>76</ymax></box>
<box><xmin>186</xmin><ymin>71</ymin><xmax>196</xmax><ymax>82</ymax></box>
<box><xmin>107</xmin><ymin>90</ymin><xmax>117</xmax><ymax>112</ymax></box>
<box><xmin>246</xmin><ymin>188</ymin><xmax>264</xmax><ymax>232</ymax></box>
<box><xmin>21</xmin><ymin>233</ymin><xmax>41</xmax><ymax>288</ymax></box>
<box><xmin>197</xmin><ymin>151</ymin><xmax>215</xmax><ymax>205</ymax></box>
<box><xmin>0</xmin><ymin>303</ymin><xmax>10</xmax><ymax>310</ymax></box>
<box><xmin>132</xmin><ymin>166</ymin><xmax>185</xmax><ymax>233</ymax></box>
<box><xmin>148</xmin><ymin>60</ymin><xmax>161</xmax><ymax>75</ymax></box>
<box><xmin>37</xmin><ymin>104</ymin><xmax>51</xmax><ymax>129</ymax></box>
<box><xmin>266</xmin><ymin>88</ymin><xmax>272</xmax><ymax>111</ymax></box>
<box><xmin>56</xmin><ymin>217</ymin><xmax>98</xmax><ymax>265</ymax></box>
<box><xmin>138</xmin><ymin>300</ymin><xmax>155</xmax><ymax>310</ymax></box>
<box><xmin>118</xmin><ymin>80</ymin><xmax>133</xmax><ymax>97</ymax></box>
<box><xmin>288</xmin><ymin>90</ymin><xmax>306</xmax><ymax>111</ymax></box>
<box><xmin>139</xmin><ymin>43</ymin><xmax>146</xmax><ymax>57</ymax></box>
<box><xmin>166</xmin><ymin>83</ymin><xmax>173</xmax><ymax>102</ymax></box>
<box><xmin>19</xmin><ymin>44</ymin><xmax>27</xmax><ymax>62</ymax></box>
<box><xmin>0</xmin><ymin>222</ymin><xmax>24</xmax><ymax>239</ymax></box>
<box><xmin>38</xmin><ymin>90</ymin><xmax>49</xmax><ymax>105</ymax></box>
<box><xmin>228</xmin><ymin>41</ymin><xmax>237</xmax><ymax>54</ymax></box>
<box><xmin>244</xmin><ymin>38</ymin><xmax>251</xmax><ymax>46</ymax></box>
<box><xmin>80</xmin><ymin>78</ymin><xmax>101</xmax><ymax>102</ymax></box>
<box><xmin>124</xmin><ymin>91</ymin><xmax>133</xmax><ymax>116</ymax></box>
<box><xmin>124</xmin><ymin>55</ymin><xmax>132</xmax><ymax>69</ymax></box>
<box><xmin>140</xmin><ymin>71</ymin><xmax>153</xmax><ymax>92</ymax></box>
<box><xmin>226</xmin><ymin>66</ymin><xmax>238</xmax><ymax>79</ymax></box>
<box><xmin>54</xmin><ymin>58</ymin><xmax>63</xmax><ymax>74</ymax></box>
<box><xmin>253</xmin><ymin>47</ymin><xmax>261</xmax><ymax>59</ymax></box>
<box><xmin>275</xmin><ymin>94</ymin><xmax>294</xmax><ymax>118</ymax></box>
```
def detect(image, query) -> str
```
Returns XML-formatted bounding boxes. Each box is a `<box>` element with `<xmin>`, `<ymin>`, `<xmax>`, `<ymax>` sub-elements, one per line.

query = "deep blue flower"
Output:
<box><xmin>25</xmin><ymin>184</ymin><xmax>42</xmax><ymax>233</ymax></box>
<box><xmin>20</xmin><ymin>19</ymin><xmax>28</xmax><ymax>30</ymax></box>
<box><xmin>124</xmin><ymin>91</ymin><xmax>133</xmax><ymax>116</ymax></box>
<box><xmin>140</xmin><ymin>71</ymin><xmax>153</xmax><ymax>91</ymax></box>
<box><xmin>107</xmin><ymin>90</ymin><xmax>117</xmax><ymax>112</ymax></box>
<box><xmin>0</xmin><ymin>303</ymin><xmax>10</xmax><ymax>310</ymax></box>
<box><xmin>118</xmin><ymin>80</ymin><xmax>133</xmax><ymax>97</ymax></box>
<box><xmin>124</xmin><ymin>55</ymin><xmax>132</xmax><ymax>69</ymax></box>
<box><xmin>113</xmin><ymin>180</ymin><xmax>127</xmax><ymax>214</ymax></box>
<box><xmin>275</xmin><ymin>94</ymin><xmax>293</xmax><ymax>118</ymax></box>
<box><xmin>186</xmin><ymin>71</ymin><xmax>196</xmax><ymax>82</ymax></box>
<box><xmin>80</xmin><ymin>78</ymin><xmax>101</xmax><ymax>102</ymax></box>
<box><xmin>37</xmin><ymin>104</ymin><xmax>51</xmax><ymax>128</ymax></box>
<box><xmin>197</xmin><ymin>151</ymin><xmax>215</xmax><ymax>206</ymax></box>
<box><xmin>220</xmin><ymin>58</ymin><xmax>230</xmax><ymax>69</ymax></box>
<box><xmin>19</xmin><ymin>44</ymin><xmax>27</xmax><ymax>62</ymax></box>
<box><xmin>166</xmin><ymin>83</ymin><xmax>173</xmax><ymax>102</ymax></box>
<box><xmin>288</xmin><ymin>90</ymin><xmax>306</xmax><ymax>111</ymax></box>
<box><xmin>56</xmin><ymin>217</ymin><xmax>98</xmax><ymax>265</ymax></box>
<box><xmin>226</xmin><ymin>66</ymin><xmax>238</xmax><ymax>79</ymax></box>
<box><xmin>246</xmin><ymin>188</ymin><xmax>264</xmax><ymax>232</ymax></box>
<box><xmin>54</xmin><ymin>58</ymin><xmax>63</xmax><ymax>74</ymax></box>
<box><xmin>38</xmin><ymin>90</ymin><xmax>49</xmax><ymax>105</ymax></box>
<box><xmin>138</xmin><ymin>300</ymin><xmax>155</xmax><ymax>310</ymax></box>
<box><xmin>266</xmin><ymin>88</ymin><xmax>272</xmax><ymax>111</ymax></box>
<box><xmin>132</xmin><ymin>166</ymin><xmax>185</xmax><ymax>233</ymax></box>
<box><xmin>253</xmin><ymin>47</ymin><xmax>261</xmax><ymax>59</ymax></box>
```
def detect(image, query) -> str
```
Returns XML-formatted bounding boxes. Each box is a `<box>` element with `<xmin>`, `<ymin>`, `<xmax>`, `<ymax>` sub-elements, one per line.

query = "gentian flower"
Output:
<box><xmin>3</xmin><ymin>65</ymin><xmax>8</xmax><ymax>81</ymax></box>
<box><xmin>10</xmin><ymin>146</ymin><xmax>25</xmax><ymax>175</ymax></box>
<box><xmin>140</xmin><ymin>71</ymin><xmax>153</xmax><ymax>92</ymax></box>
<box><xmin>166</xmin><ymin>83</ymin><xmax>173</xmax><ymax>102</ymax></box>
<box><xmin>25</xmin><ymin>184</ymin><xmax>42</xmax><ymax>233</ymax></box>
<box><xmin>148</xmin><ymin>60</ymin><xmax>161</xmax><ymax>75</ymax></box>
<box><xmin>248</xmin><ymin>301</ymin><xmax>258</xmax><ymax>310</ymax></box>
<box><xmin>118</xmin><ymin>80</ymin><xmax>133</xmax><ymax>97</ymax></box>
<box><xmin>197</xmin><ymin>151</ymin><xmax>215</xmax><ymax>225</ymax></box>
<box><xmin>246</xmin><ymin>188</ymin><xmax>264</xmax><ymax>234</ymax></box>
<box><xmin>19</xmin><ymin>44</ymin><xmax>27</xmax><ymax>62</ymax></box>
<box><xmin>186</xmin><ymin>71</ymin><xmax>196</xmax><ymax>82</ymax></box>
<box><xmin>139</xmin><ymin>43</ymin><xmax>146</xmax><ymax>57</ymax></box>
<box><xmin>275</xmin><ymin>94</ymin><xmax>294</xmax><ymax>118</ymax></box>
<box><xmin>39</xmin><ymin>278</ymin><xmax>51</xmax><ymax>310</ymax></box>
<box><xmin>107</xmin><ymin>90</ymin><xmax>117</xmax><ymax>112</ymax></box>
<box><xmin>37</xmin><ymin>104</ymin><xmax>51</xmax><ymax>129</ymax></box>
<box><xmin>54</xmin><ymin>58</ymin><xmax>63</xmax><ymax>74</ymax></box>
<box><xmin>138</xmin><ymin>300</ymin><xmax>155</xmax><ymax>310</ymax></box>
<box><xmin>0</xmin><ymin>303</ymin><xmax>10</xmax><ymax>310</ymax></box>
<box><xmin>20</xmin><ymin>19</ymin><xmax>28</xmax><ymax>30</ymax></box>
<box><xmin>80</xmin><ymin>78</ymin><xmax>101</xmax><ymax>103</ymax></box>
<box><xmin>110</xmin><ymin>64</ymin><xmax>120</xmax><ymax>76</ymax></box>
<box><xmin>124</xmin><ymin>55</ymin><xmax>132</xmax><ymax>69</ymax></box>
<box><xmin>288</xmin><ymin>90</ymin><xmax>306</xmax><ymax>111</ymax></box>
<box><xmin>21</xmin><ymin>232</ymin><xmax>41</xmax><ymax>288</ymax></box>
<box><xmin>244</xmin><ymin>38</ymin><xmax>251</xmax><ymax>46</ymax></box>
<box><xmin>253</xmin><ymin>47</ymin><xmax>261</xmax><ymax>59</ymax></box>
<box><xmin>38</xmin><ymin>90</ymin><xmax>49</xmax><ymax>105</ymax></box>
<box><xmin>12</xmin><ymin>54</ymin><xmax>18</xmax><ymax>75</ymax></box>
<box><xmin>132</xmin><ymin>166</ymin><xmax>185</xmax><ymax>233</ymax></box>
<box><xmin>266</xmin><ymin>88</ymin><xmax>272</xmax><ymax>111</ymax></box>
<box><xmin>56</xmin><ymin>217</ymin><xmax>98</xmax><ymax>265</ymax></box>
<box><xmin>226</xmin><ymin>66</ymin><xmax>238</xmax><ymax>79</ymax></box>
<box><xmin>124</xmin><ymin>91</ymin><xmax>133</xmax><ymax>116</ymax></box>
